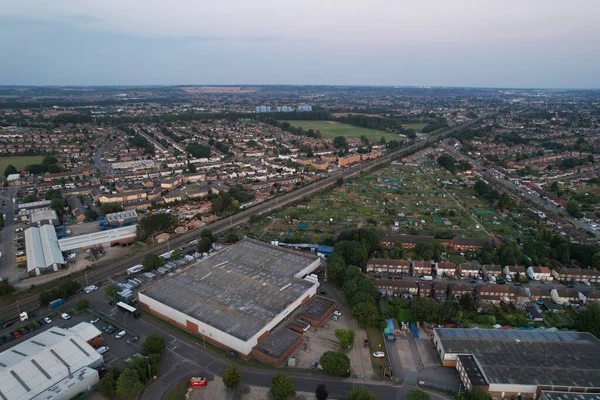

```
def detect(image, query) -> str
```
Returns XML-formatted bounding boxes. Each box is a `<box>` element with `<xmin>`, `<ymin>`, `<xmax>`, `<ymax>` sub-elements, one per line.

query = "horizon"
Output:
<box><xmin>2</xmin><ymin>0</ymin><xmax>599</xmax><ymax>89</ymax></box>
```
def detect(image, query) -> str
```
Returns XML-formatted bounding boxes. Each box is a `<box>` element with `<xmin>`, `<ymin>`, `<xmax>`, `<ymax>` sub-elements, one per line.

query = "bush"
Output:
<box><xmin>408</xmin><ymin>390</ymin><xmax>429</xmax><ymax>400</ymax></box>
<box><xmin>223</xmin><ymin>364</ymin><xmax>242</xmax><ymax>390</ymax></box>
<box><xmin>142</xmin><ymin>334</ymin><xmax>166</xmax><ymax>354</ymax></box>
<box><xmin>334</xmin><ymin>329</ymin><xmax>355</xmax><ymax>348</ymax></box>
<box><xmin>77</xmin><ymin>299</ymin><xmax>89</xmax><ymax>310</ymax></box>
<box><xmin>320</xmin><ymin>351</ymin><xmax>350</xmax><ymax>377</ymax></box>
<box><xmin>270</xmin><ymin>373</ymin><xmax>296</xmax><ymax>400</ymax></box>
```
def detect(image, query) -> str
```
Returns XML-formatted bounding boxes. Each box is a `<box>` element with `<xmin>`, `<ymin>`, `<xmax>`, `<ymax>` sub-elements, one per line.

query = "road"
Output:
<box><xmin>0</xmin><ymin>118</ymin><xmax>482</xmax><ymax>323</ymax></box>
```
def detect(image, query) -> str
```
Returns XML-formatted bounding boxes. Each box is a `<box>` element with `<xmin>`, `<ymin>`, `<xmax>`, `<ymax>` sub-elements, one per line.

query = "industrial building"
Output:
<box><xmin>105</xmin><ymin>209</ymin><xmax>138</xmax><ymax>226</ymax></box>
<box><xmin>17</xmin><ymin>200</ymin><xmax>52</xmax><ymax>210</ymax></box>
<box><xmin>58</xmin><ymin>225</ymin><xmax>137</xmax><ymax>252</ymax></box>
<box><xmin>30</xmin><ymin>209</ymin><xmax>60</xmax><ymax>226</ymax></box>
<box><xmin>0</xmin><ymin>323</ymin><xmax>103</xmax><ymax>400</ymax></box>
<box><xmin>139</xmin><ymin>239</ymin><xmax>322</xmax><ymax>359</ymax></box>
<box><xmin>433</xmin><ymin>328</ymin><xmax>600</xmax><ymax>399</ymax></box>
<box><xmin>25</xmin><ymin>225</ymin><xmax>65</xmax><ymax>276</ymax></box>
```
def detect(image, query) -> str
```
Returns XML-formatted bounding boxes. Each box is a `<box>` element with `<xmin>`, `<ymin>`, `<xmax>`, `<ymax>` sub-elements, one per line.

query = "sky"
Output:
<box><xmin>1</xmin><ymin>0</ymin><xmax>599</xmax><ymax>88</ymax></box>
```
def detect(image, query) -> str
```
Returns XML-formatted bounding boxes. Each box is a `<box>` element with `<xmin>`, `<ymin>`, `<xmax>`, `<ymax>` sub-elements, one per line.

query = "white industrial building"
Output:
<box><xmin>58</xmin><ymin>225</ymin><xmax>137</xmax><ymax>252</ymax></box>
<box><xmin>139</xmin><ymin>239</ymin><xmax>321</xmax><ymax>358</ymax></box>
<box><xmin>30</xmin><ymin>209</ymin><xmax>60</xmax><ymax>226</ymax></box>
<box><xmin>25</xmin><ymin>225</ymin><xmax>65</xmax><ymax>276</ymax></box>
<box><xmin>105</xmin><ymin>209</ymin><xmax>138</xmax><ymax>226</ymax></box>
<box><xmin>0</xmin><ymin>324</ymin><xmax>103</xmax><ymax>400</ymax></box>
<box><xmin>17</xmin><ymin>200</ymin><xmax>52</xmax><ymax>210</ymax></box>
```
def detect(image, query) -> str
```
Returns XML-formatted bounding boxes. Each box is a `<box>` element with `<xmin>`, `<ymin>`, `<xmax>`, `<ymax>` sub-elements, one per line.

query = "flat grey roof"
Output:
<box><xmin>457</xmin><ymin>354</ymin><xmax>487</xmax><ymax>386</ymax></box>
<box><xmin>141</xmin><ymin>239</ymin><xmax>318</xmax><ymax>341</ymax></box>
<box><xmin>254</xmin><ymin>329</ymin><xmax>302</xmax><ymax>358</ymax></box>
<box><xmin>542</xmin><ymin>392</ymin><xmax>600</xmax><ymax>400</ymax></box>
<box><xmin>436</xmin><ymin>328</ymin><xmax>600</xmax><ymax>388</ymax></box>
<box><xmin>301</xmin><ymin>296</ymin><xmax>336</xmax><ymax>322</ymax></box>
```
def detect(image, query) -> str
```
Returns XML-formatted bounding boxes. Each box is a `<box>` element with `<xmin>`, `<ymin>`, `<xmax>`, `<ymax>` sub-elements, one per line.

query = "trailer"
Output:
<box><xmin>49</xmin><ymin>298</ymin><xmax>66</xmax><ymax>309</ymax></box>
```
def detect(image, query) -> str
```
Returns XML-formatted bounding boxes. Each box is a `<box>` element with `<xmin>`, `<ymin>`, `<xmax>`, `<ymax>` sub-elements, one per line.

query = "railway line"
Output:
<box><xmin>0</xmin><ymin>118</ymin><xmax>481</xmax><ymax>322</ymax></box>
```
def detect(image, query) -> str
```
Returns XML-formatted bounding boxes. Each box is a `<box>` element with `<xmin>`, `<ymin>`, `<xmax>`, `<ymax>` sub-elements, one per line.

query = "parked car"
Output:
<box><xmin>20</xmin><ymin>328</ymin><xmax>28</xmax><ymax>335</ymax></box>
<box><xmin>43</xmin><ymin>317</ymin><xmax>52</xmax><ymax>324</ymax></box>
<box><xmin>330</xmin><ymin>315</ymin><xmax>339</xmax><ymax>321</ymax></box>
<box><xmin>115</xmin><ymin>330</ymin><xmax>127</xmax><ymax>339</ymax></box>
<box><xmin>189</xmin><ymin>377</ymin><xmax>207</xmax><ymax>387</ymax></box>
<box><xmin>61</xmin><ymin>313</ymin><xmax>71</xmax><ymax>320</ymax></box>
<box><xmin>333</xmin><ymin>310</ymin><xmax>342</xmax><ymax>316</ymax></box>
<box><xmin>96</xmin><ymin>346</ymin><xmax>110</xmax><ymax>355</ymax></box>
<box><xmin>372</xmin><ymin>351</ymin><xmax>385</xmax><ymax>358</ymax></box>
<box><xmin>363</xmin><ymin>339</ymin><xmax>369</xmax><ymax>348</ymax></box>
<box><xmin>85</xmin><ymin>285</ymin><xmax>98</xmax><ymax>293</ymax></box>
<box><xmin>27</xmin><ymin>326</ymin><xmax>35</xmax><ymax>333</ymax></box>
<box><xmin>12</xmin><ymin>331</ymin><xmax>21</xmax><ymax>339</ymax></box>
<box><xmin>90</xmin><ymin>318</ymin><xmax>99</xmax><ymax>324</ymax></box>
<box><xmin>106</xmin><ymin>326</ymin><xmax>117</xmax><ymax>334</ymax></box>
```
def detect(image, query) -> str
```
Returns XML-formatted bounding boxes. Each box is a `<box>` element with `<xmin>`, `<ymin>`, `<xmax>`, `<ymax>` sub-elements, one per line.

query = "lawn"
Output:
<box><xmin>402</xmin><ymin>123</ymin><xmax>427</xmax><ymax>131</ymax></box>
<box><xmin>280</xmin><ymin>120</ymin><xmax>404</xmax><ymax>141</ymax></box>
<box><xmin>0</xmin><ymin>156</ymin><xmax>43</xmax><ymax>177</ymax></box>
<box><xmin>165</xmin><ymin>379</ymin><xmax>190</xmax><ymax>400</ymax></box>
<box><xmin>365</xmin><ymin>326</ymin><xmax>391</xmax><ymax>378</ymax></box>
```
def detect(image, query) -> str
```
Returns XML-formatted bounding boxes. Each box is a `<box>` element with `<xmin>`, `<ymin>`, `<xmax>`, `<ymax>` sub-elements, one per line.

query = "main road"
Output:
<box><xmin>0</xmin><ymin>118</ymin><xmax>482</xmax><ymax>322</ymax></box>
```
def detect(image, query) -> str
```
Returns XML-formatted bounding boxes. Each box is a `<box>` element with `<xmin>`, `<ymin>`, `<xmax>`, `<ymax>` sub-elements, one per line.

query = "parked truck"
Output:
<box><xmin>420</xmin><ymin>276</ymin><xmax>433</xmax><ymax>281</ymax></box>
<box><xmin>127</xmin><ymin>265</ymin><xmax>144</xmax><ymax>276</ymax></box>
<box><xmin>49</xmin><ymin>298</ymin><xmax>66</xmax><ymax>309</ymax></box>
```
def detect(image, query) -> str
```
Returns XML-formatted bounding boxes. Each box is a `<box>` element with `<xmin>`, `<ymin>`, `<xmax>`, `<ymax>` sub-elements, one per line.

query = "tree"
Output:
<box><xmin>408</xmin><ymin>390</ymin><xmax>429</xmax><ymax>400</ymax></box>
<box><xmin>459</xmin><ymin>292</ymin><xmax>475</xmax><ymax>313</ymax></box>
<box><xmin>186</xmin><ymin>142</ymin><xmax>211</xmax><ymax>158</ymax></box>
<box><xmin>142</xmin><ymin>334</ymin><xmax>166</xmax><ymax>354</ymax></box>
<box><xmin>270</xmin><ymin>373</ymin><xmax>296</xmax><ymax>400</ymax></box>
<box><xmin>222</xmin><ymin>364</ymin><xmax>242</xmax><ymax>390</ymax></box>
<box><xmin>468</xmin><ymin>389</ymin><xmax>490</xmax><ymax>400</ymax></box>
<box><xmin>198</xmin><ymin>236</ymin><xmax>212</xmax><ymax>253</ymax></box>
<box><xmin>143</xmin><ymin>253</ymin><xmax>164</xmax><ymax>271</ymax></box>
<box><xmin>85</xmin><ymin>209</ymin><xmax>99</xmax><ymax>221</ymax></box>
<box><xmin>333</xmin><ymin>136</ymin><xmax>348</xmax><ymax>149</ymax></box>
<box><xmin>334</xmin><ymin>240</ymin><xmax>368</xmax><ymax>269</ymax></box>
<box><xmin>352</xmin><ymin>301</ymin><xmax>381</xmax><ymax>327</ymax></box>
<box><xmin>410</xmin><ymin>297</ymin><xmax>441</xmax><ymax>323</ymax></box>
<box><xmin>105</xmin><ymin>284</ymin><xmax>119</xmax><ymax>300</ymax></box>
<box><xmin>115</xmin><ymin>368</ymin><xmax>144</xmax><ymax>397</ymax></box>
<box><xmin>98</xmin><ymin>371</ymin><xmax>118</xmax><ymax>399</ymax></box>
<box><xmin>316</xmin><ymin>384</ymin><xmax>329</xmax><ymax>400</ymax></box>
<box><xmin>334</xmin><ymin>329</ymin><xmax>355</xmax><ymax>348</ymax></box>
<box><xmin>319</xmin><ymin>351</ymin><xmax>351</xmax><ymax>377</ymax></box>
<box><xmin>0</xmin><ymin>281</ymin><xmax>15</xmax><ymax>297</ymax></box>
<box><xmin>576</xmin><ymin>302</ymin><xmax>600</xmax><ymax>338</ymax></box>
<box><xmin>592</xmin><ymin>252</ymin><xmax>600</xmax><ymax>269</ymax></box>
<box><xmin>566</xmin><ymin>200</ymin><xmax>582</xmax><ymax>218</ymax></box>
<box><xmin>3</xmin><ymin>164</ymin><xmax>17</xmax><ymax>177</ymax></box>
<box><xmin>77</xmin><ymin>299</ymin><xmax>90</xmax><ymax>310</ymax></box>
<box><xmin>188</xmin><ymin>163</ymin><xmax>197</xmax><ymax>173</ymax></box>
<box><xmin>346</xmin><ymin>386</ymin><xmax>379</xmax><ymax>400</ymax></box>
<box><xmin>171</xmin><ymin>248</ymin><xmax>183</xmax><ymax>260</ymax></box>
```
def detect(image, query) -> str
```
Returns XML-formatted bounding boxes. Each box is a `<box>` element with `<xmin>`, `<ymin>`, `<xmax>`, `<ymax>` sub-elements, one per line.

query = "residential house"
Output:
<box><xmin>374</xmin><ymin>279</ymin><xmax>418</xmax><ymax>298</ymax></box>
<box><xmin>477</xmin><ymin>284</ymin><xmax>514</xmax><ymax>304</ymax></box>
<box><xmin>160</xmin><ymin>176</ymin><xmax>183</xmax><ymax>190</ymax></box>
<box><xmin>525</xmin><ymin>287</ymin><xmax>552</xmax><ymax>302</ymax></box>
<box><xmin>97</xmin><ymin>190</ymin><xmax>147</xmax><ymax>204</ymax></box>
<box><xmin>418</xmin><ymin>281</ymin><xmax>433</xmax><ymax>297</ymax></box>
<box><xmin>509</xmin><ymin>286</ymin><xmax>530</xmax><ymax>305</ymax></box>
<box><xmin>481</xmin><ymin>264</ymin><xmax>503</xmax><ymax>278</ymax></box>
<box><xmin>381</xmin><ymin>234</ymin><xmax>434</xmax><ymax>249</ymax></box>
<box><xmin>435</xmin><ymin>261</ymin><xmax>457</xmax><ymax>278</ymax></box>
<box><xmin>366</xmin><ymin>258</ymin><xmax>411</xmax><ymax>276</ymax></box>
<box><xmin>458</xmin><ymin>262</ymin><xmax>480</xmax><ymax>278</ymax></box>
<box><xmin>433</xmin><ymin>282</ymin><xmax>447</xmax><ymax>303</ymax></box>
<box><xmin>448</xmin><ymin>282</ymin><xmax>474</xmax><ymax>298</ymax></box>
<box><xmin>449</xmin><ymin>237</ymin><xmax>489</xmax><ymax>252</ymax></box>
<box><xmin>412</xmin><ymin>260</ymin><xmax>433</xmax><ymax>276</ymax></box>
<box><xmin>551</xmin><ymin>267</ymin><xmax>600</xmax><ymax>283</ymax></box>
<box><xmin>67</xmin><ymin>195</ymin><xmax>86</xmax><ymax>222</ymax></box>
<box><xmin>526</xmin><ymin>266</ymin><xmax>553</xmax><ymax>281</ymax></box>
<box><xmin>578</xmin><ymin>290</ymin><xmax>600</xmax><ymax>305</ymax></box>
<box><xmin>550</xmin><ymin>288</ymin><xmax>579</xmax><ymax>305</ymax></box>
<box><xmin>503</xmin><ymin>265</ymin><xmax>527</xmax><ymax>280</ymax></box>
<box><xmin>163</xmin><ymin>191</ymin><xmax>183</xmax><ymax>204</ymax></box>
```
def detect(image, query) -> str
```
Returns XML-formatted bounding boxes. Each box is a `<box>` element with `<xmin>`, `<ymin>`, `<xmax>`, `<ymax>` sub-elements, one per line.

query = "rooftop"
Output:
<box><xmin>542</xmin><ymin>392</ymin><xmax>600</xmax><ymax>400</ymax></box>
<box><xmin>436</xmin><ymin>328</ymin><xmax>600</xmax><ymax>388</ymax></box>
<box><xmin>457</xmin><ymin>354</ymin><xmax>487</xmax><ymax>386</ymax></box>
<box><xmin>300</xmin><ymin>296</ymin><xmax>336</xmax><ymax>322</ymax></box>
<box><xmin>25</xmin><ymin>225</ymin><xmax>65</xmax><ymax>273</ymax></box>
<box><xmin>141</xmin><ymin>239</ymin><xmax>318</xmax><ymax>341</ymax></box>
<box><xmin>105</xmin><ymin>209</ymin><xmax>138</xmax><ymax>222</ymax></box>
<box><xmin>58</xmin><ymin>225</ymin><xmax>137</xmax><ymax>252</ymax></box>
<box><xmin>253</xmin><ymin>329</ymin><xmax>302</xmax><ymax>359</ymax></box>
<box><xmin>0</xmin><ymin>326</ymin><xmax>102</xmax><ymax>400</ymax></box>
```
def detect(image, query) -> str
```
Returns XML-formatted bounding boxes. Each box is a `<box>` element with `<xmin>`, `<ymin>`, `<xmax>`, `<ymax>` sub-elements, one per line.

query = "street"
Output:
<box><xmin>0</xmin><ymin>188</ymin><xmax>19</xmax><ymax>283</ymax></box>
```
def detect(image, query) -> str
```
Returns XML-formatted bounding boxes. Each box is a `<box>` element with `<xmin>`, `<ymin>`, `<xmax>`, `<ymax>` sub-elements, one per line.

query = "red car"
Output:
<box><xmin>12</xmin><ymin>331</ymin><xmax>21</xmax><ymax>339</ymax></box>
<box><xmin>190</xmin><ymin>377</ymin><xmax>207</xmax><ymax>387</ymax></box>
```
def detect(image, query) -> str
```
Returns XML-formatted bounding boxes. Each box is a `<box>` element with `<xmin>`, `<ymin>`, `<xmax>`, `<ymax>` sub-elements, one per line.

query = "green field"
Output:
<box><xmin>280</xmin><ymin>120</ymin><xmax>404</xmax><ymax>141</ymax></box>
<box><xmin>0</xmin><ymin>156</ymin><xmax>43</xmax><ymax>177</ymax></box>
<box><xmin>402</xmin><ymin>123</ymin><xmax>427</xmax><ymax>131</ymax></box>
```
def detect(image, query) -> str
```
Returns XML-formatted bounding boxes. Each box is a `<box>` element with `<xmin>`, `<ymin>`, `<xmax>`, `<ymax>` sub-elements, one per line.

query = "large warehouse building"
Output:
<box><xmin>58</xmin><ymin>225</ymin><xmax>137</xmax><ymax>252</ymax></box>
<box><xmin>433</xmin><ymin>328</ymin><xmax>600</xmax><ymax>399</ymax></box>
<box><xmin>139</xmin><ymin>239</ymin><xmax>322</xmax><ymax>359</ymax></box>
<box><xmin>25</xmin><ymin>225</ymin><xmax>65</xmax><ymax>276</ymax></box>
<box><xmin>0</xmin><ymin>323</ymin><xmax>103</xmax><ymax>400</ymax></box>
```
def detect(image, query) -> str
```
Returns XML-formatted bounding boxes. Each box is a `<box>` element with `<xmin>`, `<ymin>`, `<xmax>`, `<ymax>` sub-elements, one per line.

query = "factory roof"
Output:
<box><xmin>30</xmin><ymin>209</ymin><xmax>59</xmax><ymax>224</ymax></box>
<box><xmin>17</xmin><ymin>200</ymin><xmax>52</xmax><ymax>210</ymax></box>
<box><xmin>542</xmin><ymin>392</ymin><xmax>600</xmax><ymax>400</ymax></box>
<box><xmin>141</xmin><ymin>239</ymin><xmax>319</xmax><ymax>341</ymax></box>
<box><xmin>300</xmin><ymin>296</ymin><xmax>336</xmax><ymax>322</ymax></box>
<box><xmin>58</xmin><ymin>225</ymin><xmax>137</xmax><ymax>251</ymax></box>
<box><xmin>25</xmin><ymin>225</ymin><xmax>65</xmax><ymax>273</ymax></box>
<box><xmin>457</xmin><ymin>354</ymin><xmax>487</xmax><ymax>386</ymax></box>
<box><xmin>105</xmin><ymin>209</ymin><xmax>138</xmax><ymax>223</ymax></box>
<box><xmin>436</xmin><ymin>328</ymin><xmax>600</xmax><ymax>388</ymax></box>
<box><xmin>0</xmin><ymin>326</ymin><xmax>102</xmax><ymax>400</ymax></box>
<box><xmin>253</xmin><ymin>329</ymin><xmax>302</xmax><ymax>359</ymax></box>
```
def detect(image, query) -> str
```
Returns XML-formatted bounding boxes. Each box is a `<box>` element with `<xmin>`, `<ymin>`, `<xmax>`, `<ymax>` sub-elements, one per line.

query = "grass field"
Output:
<box><xmin>331</xmin><ymin>112</ymin><xmax>384</xmax><ymax>118</ymax></box>
<box><xmin>0</xmin><ymin>156</ymin><xmax>43</xmax><ymax>176</ymax></box>
<box><xmin>280</xmin><ymin>120</ymin><xmax>404</xmax><ymax>141</ymax></box>
<box><xmin>402</xmin><ymin>123</ymin><xmax>427</xmax><ymax>131</ymax></box>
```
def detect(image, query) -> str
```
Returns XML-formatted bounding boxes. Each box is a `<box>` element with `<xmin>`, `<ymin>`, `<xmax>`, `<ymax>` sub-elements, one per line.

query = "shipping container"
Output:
<box><xmin>55</xmin><ymin>225</ymin><xmax>65</xmax><ymax>232</ymax></box>
<box><xmin>49</xmin><ymin>298</ymin><xmax>66</xmax><ymax>309</ymax></box>
<box><xmin>57</xmin><ymin>233</ymin><xmax>68</xmax><ymax>239</ymax></box>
